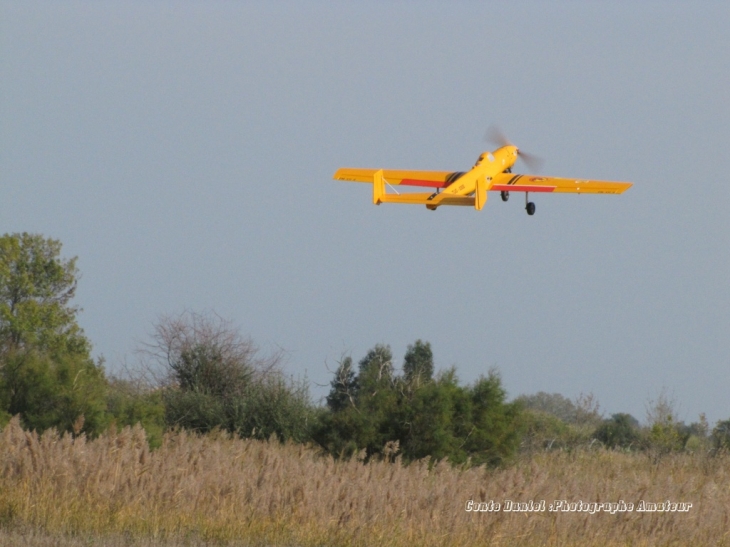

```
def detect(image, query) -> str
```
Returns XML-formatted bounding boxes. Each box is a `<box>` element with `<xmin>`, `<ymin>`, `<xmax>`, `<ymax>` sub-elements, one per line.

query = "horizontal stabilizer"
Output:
<box><xmin>371</xmin><ymin>169</ymin><xmax>472</xmax><ymax>208</ymax></box>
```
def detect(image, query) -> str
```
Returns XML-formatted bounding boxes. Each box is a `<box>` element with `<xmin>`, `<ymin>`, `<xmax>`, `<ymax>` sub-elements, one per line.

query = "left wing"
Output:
<box><xmin>333</xmin><ymin>168</ymin><xmax>465</xmax><ymax>188</ymax></box>
<box><xmin>490</xmin><ymin>173</ymin><xmax>632</xmax><ymax>194</ymax></box>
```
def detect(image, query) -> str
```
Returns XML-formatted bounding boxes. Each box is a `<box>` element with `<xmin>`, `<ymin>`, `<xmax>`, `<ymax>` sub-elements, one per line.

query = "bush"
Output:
<box><xmin>711</xmin><ymin>419</ymin><xmax>730</xmax><ymax>451</ymax></box>
<box><xmin>144</xmin><ymin>311</ymin><xmax>314</xmax><ymax>443</ymax></box>
<box><xmin>518</xmin><ymin>409</ymin><xmax>575</xmax><ymax>452</ymax></box>
<box><xmin>647</xmin><ymin>418</ymin><xmax>689</xmax><ymax>454</ymax></box>
<box><xmin>643</xmin><ymin>390</ymin><xmax>690</xmax><ymax>454</ymax></box>
<box><xmin>516</xmin><ymin>391</ymin><xmax>602</xmax><ymax>428</ymax></box>
<box><xmin>0</xmin><ymin>350</ymin><xmax>107</xmax><ymax>436</ymax></box>
<box><xmin>593</xmin><ymin>413</ymin><xmax>641</xmax><ymax>449</ymax></box>
<box><xmin>106</xmin><ymin>377</ymin><xmax>166</xmax><ymax>448</ymax></box>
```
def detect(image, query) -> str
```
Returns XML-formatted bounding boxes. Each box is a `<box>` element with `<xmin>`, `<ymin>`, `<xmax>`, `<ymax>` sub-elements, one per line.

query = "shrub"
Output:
<box><xmin>711</xmin><ymin>419</ymin><xmax>730</xmax><ymax>451</ymax></box>
<box><xmin>143</xmin><ymin>311</ymin><xmax>314</xmax><ymax>443</ymax></box>
<box><xmin>593</xmin><ymin>413</ymin><xmax>641</xmax><ymax>449</ymax></box>
<box><xmin>106</xmin><ymin>377</ymin><xmax>165</xmax><ymax>448</ymax></box>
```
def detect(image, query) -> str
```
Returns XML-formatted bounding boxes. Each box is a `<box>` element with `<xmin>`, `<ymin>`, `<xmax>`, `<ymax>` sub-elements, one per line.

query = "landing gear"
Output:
<box><xmin>501</xmin><ymin>191</ymin><xmax>509</xmax><ymax>202</ymax></box>
<box><xmin>525</xmin><ymin>192</ymin><xmax>535</xmax><ymax>216</ymax></box>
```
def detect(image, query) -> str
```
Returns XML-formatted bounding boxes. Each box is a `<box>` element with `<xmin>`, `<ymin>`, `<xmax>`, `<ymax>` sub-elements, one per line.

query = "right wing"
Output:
<box><xmin>490</xmin><ymin>173</ymin><xmax>632</xmax><ymax>194</ymax></box>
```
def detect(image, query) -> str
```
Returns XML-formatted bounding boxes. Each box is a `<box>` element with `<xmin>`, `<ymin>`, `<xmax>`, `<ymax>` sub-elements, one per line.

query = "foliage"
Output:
<box><xmin>513</xmin><ymin>391</ymin><xmax>607</xmax><ymax>453</ymax></box>
<box><xmin>515</xmin><ymin>392</ymin><xmax>578</xmax><ymax>423</ymax></box>
<box><xmin>225</xmin><ymin>372</ymin><xmax>313</xmax><ymax>442</ymax></box>
<box><xmin>593</xmin><ymin>413</ymin><xmax>641</xmax><ymax>449</ymax></box>
<box><xmin>461</xmin><ymin>372</ymin><xmax>522</xmax><ymax>465</ymax></box>
<box><xmin>144</xmin><ymin>311</ymin><xmax>314</xmax><ymax>442</ymax></box>
<box><xmin>686</xmin><ymin>414</ymin><xmax>710</xmax><ymax>439</ymax></box>
<box><xmin>643</xmin><ymin>388</ymin><xmax>690</xmax><ymax>454</ymax></box>
<box><xmin>106</xmin><ymin>377</ymin><xmax>166</xmax><ymax>448</ymax></box>
<box><xmin>0</xmin><ymin>350</ymin><xmax>107</xmax><ymax>435</ymax></box>
<box><xmin>402</xmin><ymin>339</ymin><xmax>433</xmax><ymax>385</ymax></box>
<box><xmin>647</xmin><ymin>418</ymin><xmax>690</xmax><ymax>454</ymax></box>
<box><xmin>0</xmin><ymin>233</ymin><xmax>88</xmax><ymax>357</ymax></box>
<box><xmin>517</xmin><ymin>409</ymin><xmax>578</xmax><ymax>452</ymax></box>
<box><xmin>315</xmin><ymin>343</ymin><xmax>521</xmax><ymax>466</ymax></box>
<box><xmin>572</xmin><ymin>392</ymin><xmax>604</xmax><ymax>428</ymax></box>
<box><xmin>0</xmin><ymin>233</ymin><xmax>107</xmax><ymax>436</ymax></box>
<box><xmin>325</xmin><ymin>355</ymin><xmax>356</xmax><ymax>412</ymax></box>
<box><xmin>711</xmin><ymin>419</ymin><xmax>730</xmax><ymax>451</ymax></box>
<box><xmin>516</xmin><ymin>391</ymin><xmax>602</xmax><ymax>427</ymax></box>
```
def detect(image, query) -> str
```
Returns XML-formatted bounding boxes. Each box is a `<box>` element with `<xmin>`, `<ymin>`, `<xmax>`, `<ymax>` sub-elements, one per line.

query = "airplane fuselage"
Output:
<box><xmin>442</xmin><ymin>145</ymin><xmax>519</xmax><ymax>196</ymax></box>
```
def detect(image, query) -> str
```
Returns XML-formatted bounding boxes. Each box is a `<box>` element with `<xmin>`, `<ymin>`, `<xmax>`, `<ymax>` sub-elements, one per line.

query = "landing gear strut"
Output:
<box><xmin>525</xmin><ymin>192</ymin><xmax>535</xmax><ymax>216</ymax></box>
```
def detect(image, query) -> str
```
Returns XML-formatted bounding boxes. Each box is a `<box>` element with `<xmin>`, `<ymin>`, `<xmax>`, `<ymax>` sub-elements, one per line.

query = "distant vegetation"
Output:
<box><xmin>0</xmin><ymin>232</ymin><xmax>726</xmax><ymax>460</ymax></box>
<box><xmin>313</xmin><ymin>341</ymin><xmax>521</xmax><ymax>466</ymax></box>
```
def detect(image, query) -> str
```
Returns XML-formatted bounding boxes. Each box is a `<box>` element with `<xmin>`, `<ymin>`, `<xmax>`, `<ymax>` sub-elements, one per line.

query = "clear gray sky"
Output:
<box><xmin>2</xmin><ymin>1</ymin><xmax>728</xmax><ymax>425</ymax></box>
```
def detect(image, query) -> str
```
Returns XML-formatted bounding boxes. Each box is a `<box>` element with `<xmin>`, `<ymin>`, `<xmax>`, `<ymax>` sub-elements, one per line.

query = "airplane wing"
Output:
<box><xmin>333</xmin><ymin>168</ymin><xmax>465</xmax><ymax>189</ymax></box>
<box><xmin>490</xmin><ymin>173</ymin><xmax>632</xmax><ymax>194</ymax></box>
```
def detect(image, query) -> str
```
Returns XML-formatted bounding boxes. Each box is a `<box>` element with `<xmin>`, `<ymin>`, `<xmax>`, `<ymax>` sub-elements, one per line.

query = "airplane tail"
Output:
<box><xmin>373</xmin><ymin>169</ymin><xmax>485</xmax><ymax>210</ymax></box>
<box><xmin>373</xmin><ymin>169</ymin><xmax>385</xmax><ymax>205</ymax></box>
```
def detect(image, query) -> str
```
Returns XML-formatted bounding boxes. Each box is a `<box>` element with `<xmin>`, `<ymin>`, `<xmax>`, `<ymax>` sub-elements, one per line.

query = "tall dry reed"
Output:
<box><xmin>1</xmin><ymin>417</ymin><xmax>728</xmax><ymax>546</ymax></box>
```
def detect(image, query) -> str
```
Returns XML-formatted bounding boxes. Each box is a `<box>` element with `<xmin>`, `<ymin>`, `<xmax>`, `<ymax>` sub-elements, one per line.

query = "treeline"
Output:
<box><xmin>516</xmin><ymin>391</ymin><xmax>725</xmax><ymax>456</ymax></box>
<box><xmin>314</xmin><ymin>342</ymin><xmax>520</xmax><ymax>465</ymax></box>
<box><xmin>1</xmin><ymin>233</ymin><xmax>729</xmax><ymax>464</ymax></box>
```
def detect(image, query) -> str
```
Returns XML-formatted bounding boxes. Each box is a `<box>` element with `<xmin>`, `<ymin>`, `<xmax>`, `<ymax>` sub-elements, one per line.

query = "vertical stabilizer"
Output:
<box><xmin>373</xmin><ymin>169</ymin><xmax>385</xmax><ymax>205</ymax></box>
<box><xmin>475</xmin><ymin>176</ymin><xmax>488</xmax><ymax>210</ymax></box>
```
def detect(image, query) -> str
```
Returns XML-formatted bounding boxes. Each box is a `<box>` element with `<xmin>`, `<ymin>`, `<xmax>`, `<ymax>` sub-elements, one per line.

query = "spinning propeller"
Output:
<box><xmin>485</xmin><ymin>126</ymin><xmax>543</xmax><ymax>214</ymax></box>
<box><xmin>485</xmin><ymin>126</ymin><xmax>544</xmax><ymax>172</ymax></box>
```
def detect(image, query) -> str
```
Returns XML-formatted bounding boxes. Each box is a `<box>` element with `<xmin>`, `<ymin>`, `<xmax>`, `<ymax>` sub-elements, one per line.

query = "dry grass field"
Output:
<box><xmin>1</xmin><ymin>417</ymin><xmax>728</xmax><ymax>547</ymax></box>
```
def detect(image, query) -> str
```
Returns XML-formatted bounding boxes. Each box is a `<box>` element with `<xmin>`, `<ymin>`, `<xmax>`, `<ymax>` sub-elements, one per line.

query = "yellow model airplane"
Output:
<box><xmin>333</xmin><ymin>141</ymin><xmax>632</xmax><ymax>215</ymax></box>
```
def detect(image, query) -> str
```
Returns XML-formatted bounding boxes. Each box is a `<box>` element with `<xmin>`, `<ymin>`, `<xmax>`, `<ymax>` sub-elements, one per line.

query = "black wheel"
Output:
<box><xmin>526</xmin><ymin>202</ymin><xmax>536</xmax><ymax>216</ymax></box>
<box><xmin>500</xmin><ymin>191</ymin><xmax>509</xmax><ymax>202</ymax></box>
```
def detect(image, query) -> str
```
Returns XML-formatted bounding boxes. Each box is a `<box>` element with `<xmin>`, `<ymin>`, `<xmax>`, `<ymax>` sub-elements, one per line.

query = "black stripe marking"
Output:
<box><xmin>442</xmin><ymin>171</ymin><xmax>466</xmax><ymax>188</ymax></box>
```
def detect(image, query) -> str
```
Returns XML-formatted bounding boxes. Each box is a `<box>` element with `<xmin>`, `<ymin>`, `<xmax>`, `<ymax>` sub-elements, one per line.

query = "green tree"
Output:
<box><xmin>0</xmin><ymin>233</ymin><xmax>88</xmax><ymax>357</ymax></box>
<box><xmin>403</xmin><ymin>339</ymin><xmax>434</xmax><ymax>386</ymax></box>
<box><xmin>326</xmin><ymin>356</ymin><xmax>356</xmax><ymax>412</ymax></box>
<box><xmin>0</xmin><ymin>233</ymin><xmax>107</xmax><ymax>436</ymax></box>
<box><xmin>352</xmin><ymin>344</ymin><xmax>399</xmax><ymax>457</ymax></box>
<box><xmin>315</xmin><ymin>342</ymin><xmax>521</xmax><ymax>466</ymax></box>
<box><xmin>461</xmin><ymin>371</ymin><xmax>522</xmax><ymax>466</ymax></box>
<box><xmin>317</xmin><ymin>344</ymin><xmax>399</xmax><ymax>460</ymax></box>
<box><xmin>399</xmin><ymin>368</ymin><xmax>464</xmax><ymax>462</ymax></box>
<box><xmin>593</xmin><ymin>413</ymin><xmax>641</xmax><ymax>449</ymax></box>
<box><xmin>357</xmin><ymin>344</ymin><xmax>394</xmax><ymax>390</ymax></box>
